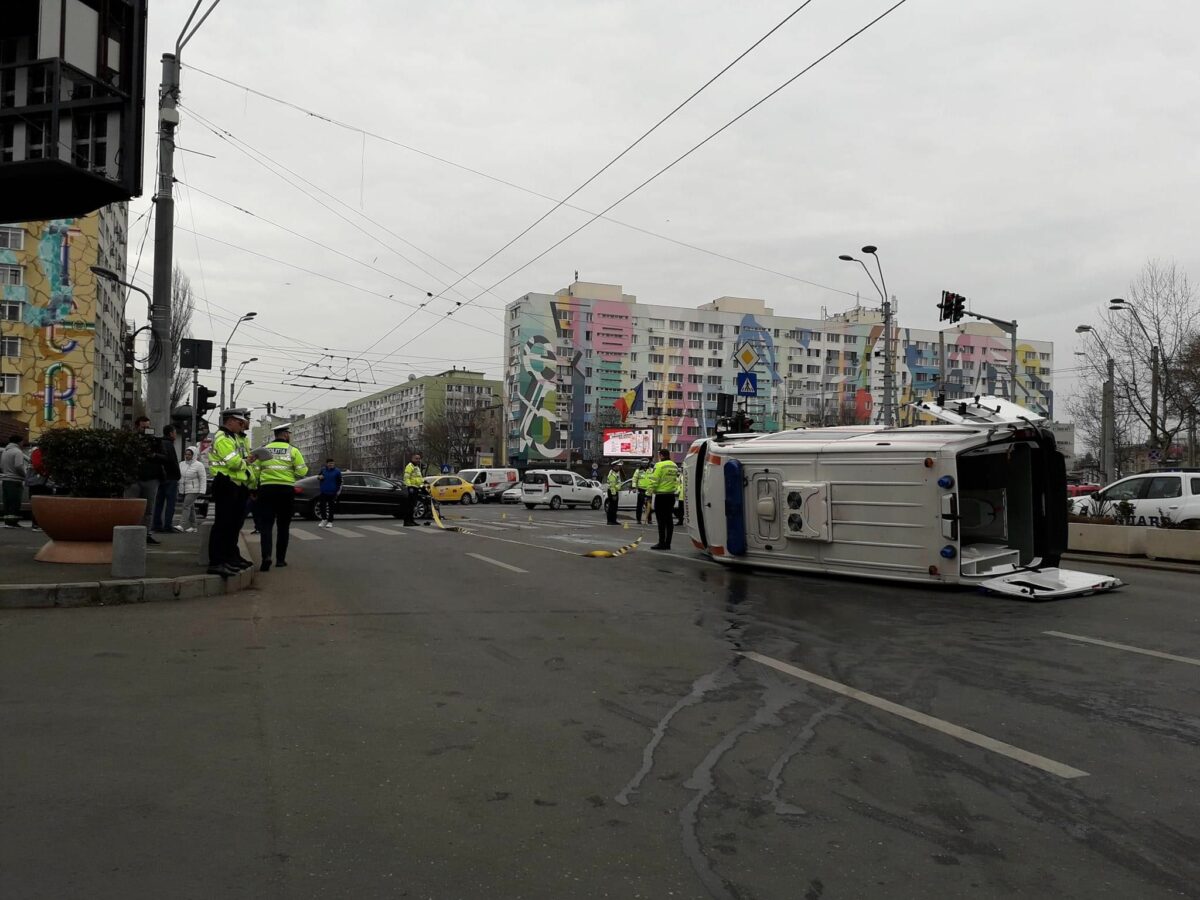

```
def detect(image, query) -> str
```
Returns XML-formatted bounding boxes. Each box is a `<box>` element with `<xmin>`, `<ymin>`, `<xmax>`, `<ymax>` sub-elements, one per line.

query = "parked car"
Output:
<box><xmin>1070</xmin><ymin>471</ymin><xmax>1200</xmax><ymax>527</ymax></box>
<box><xmin>456</xmin><ymin>467</ymin><xmax>519</xmax><ymax>502</ymax></box>
<box><xmin>1066</xmin><ymin>483</ymin><xmax>1101</xmax><ymax>498</ymax></box>
<box><xmin>501</xmin><ymin>486</ymin><xmax>522</xmax><ymax>503</ymax></box>
<box><xmin>425</xmin><ymin>475</ymin><xmax>477</xmax><ymax>504</ymax></box>
<box><xmin>295</xmin><ymin>470</ymin><xmax>408</xmax><ymax>519</ymax></box>
<box><xmin>521</xmin><ymin>469</ymin><xmax>603</xmax><ymax>509</ymax></box>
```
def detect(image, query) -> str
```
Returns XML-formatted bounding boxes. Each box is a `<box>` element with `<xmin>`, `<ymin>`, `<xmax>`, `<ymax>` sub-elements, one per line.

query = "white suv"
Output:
<box><xmin>1071</xmin><ymin>471</ymin><xmax>1200</xmax><ymax>528</ymax></box>
<box><xmin>521</xmin><ymin>470</ymin><xmax>603</xmax><ymax>510</ymax></box>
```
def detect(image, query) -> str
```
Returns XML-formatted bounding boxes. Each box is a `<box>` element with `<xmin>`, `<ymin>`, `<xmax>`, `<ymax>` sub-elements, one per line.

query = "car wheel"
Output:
<box><xmin>305</xmin><ymin>499</ymin><xmax>319</xmax><ymax>521</ymax></box>
<box><xmin>591</xmin><ymin>496</ymin><xmax>602</xmax><ymax>510</ymax></box>
<box><xmin>549</xmin><ymin>496</ymin><xmax>562</xmax><ymax>510</ymax></box>
<box><xmin>461</xmin><ymin>493</ymin><xmax>474</xmax><ymax>505</ymax></box>
<box><xmin>524</xmin><ymin>503</ymin><xmax>537</xmax><ymax>510</ymax></box>
<box><xmin>413</xmin><ymin>498</ymin><xmax>429</xmax><ymax>520</ymax></box>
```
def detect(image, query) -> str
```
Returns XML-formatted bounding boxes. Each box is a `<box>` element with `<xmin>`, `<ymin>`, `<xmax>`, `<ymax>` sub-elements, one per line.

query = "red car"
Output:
<box><xmin>1067</xmin><ymin>483</ymin><xmax>1101</xmax><ymax>497</ymax></box>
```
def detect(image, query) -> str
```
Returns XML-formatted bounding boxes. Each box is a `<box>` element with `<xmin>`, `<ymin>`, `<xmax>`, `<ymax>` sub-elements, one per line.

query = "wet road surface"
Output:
<box><xmin>2</xmin><ymin>504</ymin><xmax>1198</xmax><ymax>898</ymax></box>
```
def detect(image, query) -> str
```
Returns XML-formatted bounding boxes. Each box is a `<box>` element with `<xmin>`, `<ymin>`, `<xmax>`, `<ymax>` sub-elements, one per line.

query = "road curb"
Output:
<box><xmin>1062</xmin><ymin>552</ymin><xmax>1200</xmax><ymax>574</ymax></box>
<box><xmin>0</xmin><ymin>566</ymin><xmax>255</xmax><ymax>611</ymax></box>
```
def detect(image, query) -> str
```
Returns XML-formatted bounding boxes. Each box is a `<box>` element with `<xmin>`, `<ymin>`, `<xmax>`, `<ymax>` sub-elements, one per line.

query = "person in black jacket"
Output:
<box><xmin>124</xmin><ymin>416</ymin><xmax>166</xmax><ymax>544</ymax></box>
<box><xmin>153</xmin><ymin>424</ymin><xmax>182</xmax><ymax>533</ymax></box>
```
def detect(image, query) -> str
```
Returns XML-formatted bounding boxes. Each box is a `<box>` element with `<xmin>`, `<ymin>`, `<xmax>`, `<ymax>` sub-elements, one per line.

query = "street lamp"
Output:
<box><xmin>219</xmin><ymin>313</ymin><xmax>257</xmax><ymax>410</ymax></box>
<box><xmin>232</xmin><ymin>380</ymin><xmax>254</xmax><ymax>405</ymax></box>
<box><xmin>230</xmin><ymin>357</ymin><xmax>258</xmax><ymax>407</ymax></box>
<box><xmin>838</xmin><ymin>246</ymin><xmax>895</xmax><ymax>426</ymax></box>
<box><xmin>1076</xmin><ymin>324</ymin><xmax>1117</xmax><ymax>483</ymax></box>
<box><xmin>90</xmin><ymin>265</ymin><xmax>153</xmax><ymax>318</ymax></box>
<box><xmin>1109</xmin><ymin>297</ymin><xmax>1161</xmax><ymax>450</ymax></box>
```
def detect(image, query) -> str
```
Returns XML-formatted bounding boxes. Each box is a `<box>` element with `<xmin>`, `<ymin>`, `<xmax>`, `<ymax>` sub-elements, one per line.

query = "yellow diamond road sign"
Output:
<box><xmin>736</xmin><ymin>342</ymin><xmax>760</xmax><ymax>371</ymax></box>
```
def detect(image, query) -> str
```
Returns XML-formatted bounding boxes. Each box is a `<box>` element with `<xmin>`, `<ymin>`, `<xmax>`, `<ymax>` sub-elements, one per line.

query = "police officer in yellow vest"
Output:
<box><xmin>402</xmin><ymin>451</ymin><xmax>424</xmax><ymax>526</ymax></box>
<box><xmin>605</xmin><ymin>463</ymin><xmax>622</xmax><ymax>525</ymax></box>
<box><xmin>208</xmin><ymin>408</ymin><xmax>254</xmax><ymax>577</ymax></box>
<box><xmin>647</xmin><ymin>447</ymin><xmax>681</xmax><ymax>550</ymax></box>
<box><xmin>252</xmin><ymin>422</ymin><xmax>308</xmax><ymax>571</ymax></box>
<box><xmin>634</xmin><ymin>464</ymin><xmax>652</xmax><ymax>525</ymax></box>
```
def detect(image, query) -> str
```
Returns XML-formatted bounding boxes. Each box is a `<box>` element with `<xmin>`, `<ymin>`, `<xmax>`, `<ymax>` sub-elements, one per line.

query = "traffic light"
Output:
<box><xmin>196</xmin><ymin>385</ymin><xmax>217</xmax><ymax>418</ymax></box>
<box><xmin>938</xmin><ymin>290</ymin><xmax>967</xmax><ymax>323</ymax></box>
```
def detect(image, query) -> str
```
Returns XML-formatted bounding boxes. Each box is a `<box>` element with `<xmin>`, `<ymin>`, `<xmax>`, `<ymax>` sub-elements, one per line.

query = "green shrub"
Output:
<box><xmin>37</xmin><ymin>428</ymin><xmax>147</xmax><ymax>498</ymax></box>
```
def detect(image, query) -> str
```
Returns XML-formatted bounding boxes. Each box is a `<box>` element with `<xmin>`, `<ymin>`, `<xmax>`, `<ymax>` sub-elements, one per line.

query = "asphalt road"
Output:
<box><xmin>2</xmin><ymin>502</ymin><xmax>1199</xmax><ymax>899</ymax></box>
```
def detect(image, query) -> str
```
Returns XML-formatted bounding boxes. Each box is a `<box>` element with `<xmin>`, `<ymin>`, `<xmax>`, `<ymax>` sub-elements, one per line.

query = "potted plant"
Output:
<box><xmin>31</xmin><ymin>428</ymin><xmax>148</xmax><ymax>564</ymax></box>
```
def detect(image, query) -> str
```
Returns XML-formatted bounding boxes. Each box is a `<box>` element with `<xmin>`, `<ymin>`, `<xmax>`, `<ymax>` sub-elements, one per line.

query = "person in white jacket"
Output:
<box><xmin>178</xmin><ymin>448</ymin><xmax>207</xmax><ymax>533</ymax></box>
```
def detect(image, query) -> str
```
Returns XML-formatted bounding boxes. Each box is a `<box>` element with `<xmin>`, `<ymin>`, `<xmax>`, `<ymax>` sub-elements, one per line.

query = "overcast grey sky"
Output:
<box><xmin>127</xmin><ymin>0</ymin><xmax>1200</xmax><ymax>420</ymax></box>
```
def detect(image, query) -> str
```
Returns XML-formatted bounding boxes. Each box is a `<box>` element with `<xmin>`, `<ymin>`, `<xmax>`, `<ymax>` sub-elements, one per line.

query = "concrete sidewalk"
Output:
<box><xmin>0</xmin><ymin>526</ymin><xmax>254</xmax><ymax>609</ymax></box>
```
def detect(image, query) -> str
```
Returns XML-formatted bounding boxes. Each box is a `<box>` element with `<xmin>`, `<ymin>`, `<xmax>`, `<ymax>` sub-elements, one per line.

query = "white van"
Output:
<box><xmin>457</xmin><ymin>468</ymin><xmax>519</xmax><ymax>503</ymax></box>
<box><xmin>683</xmin><ymin>396</ymin><xmax>1122</xmax><ymax>599</ymax></box>
<box><xmin>521</xmin><ymin>469</ymin><xmax>604</xmax><ymax>510</ymax></box>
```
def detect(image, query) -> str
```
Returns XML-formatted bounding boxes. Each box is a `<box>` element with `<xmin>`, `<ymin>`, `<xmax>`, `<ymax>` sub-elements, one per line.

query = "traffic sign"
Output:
<box><xmin>736</xmin><ymin>371</ymin><xmax>758</xmax><ymax>397</ymax></box>
<box><xmin>735</xmin><ymin>342</ymin><xmax>760</xmax><ymax>372</ymax></box>
<box><xmin>441</xmin><ymin>463</ymin><xmax>451</xmax><ymax>474</ymax></box>
<box><xmin>1148</xmin><ymin>449</ymin><xmax>1161</xmax><ymax>462</ymax></box>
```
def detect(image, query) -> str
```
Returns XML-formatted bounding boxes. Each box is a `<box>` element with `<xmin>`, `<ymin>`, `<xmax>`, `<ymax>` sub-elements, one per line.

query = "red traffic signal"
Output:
<box><xmin>938</xmin><ymin>290</ymin><xmax>966</xmax><ymax>323</ymax></box>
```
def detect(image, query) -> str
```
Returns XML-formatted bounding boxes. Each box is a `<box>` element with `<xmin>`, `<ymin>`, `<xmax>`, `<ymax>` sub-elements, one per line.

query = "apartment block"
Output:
<box><xmin>504</xmin><ymin>280</ymin><xmax>1054</xmax><ymax>464</ymax></box>
<box><xmin>0</xmin><ymin>204</ymin><xmax>128</xmax><ymax>437</ymax></box>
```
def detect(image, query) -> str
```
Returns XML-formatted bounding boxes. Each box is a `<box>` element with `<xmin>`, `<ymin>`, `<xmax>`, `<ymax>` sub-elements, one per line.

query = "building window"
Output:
<box><xmin>649</xmin><ymin>353</ymin><xmax>664</xmax><ymax>364</ymax></box>
<box><xmin>649</xmin><ymin>318</ymin><xmax>664</xmax><ymax>328</ymax></box>
<box><xmin>649</xmin><ymin>336</ymin><xmax>664</xmax><ymax>347</ymax></box>
<box><xmin>687</xmin><ymin>373</ymin><xmax>703</xmax><ymax>384</ymax></box>
<box><xmin>1</xmin><ymin>300</ymin><xmax>22</xmax><ymax>321</ymax></box>
<box><xmin>708</xmin><ymin>359</ymin><xmax>723</xmax><ymax>368</ymax></box>
<box><xmin>668</xmin><ymin>355</ymin><xmax>683</xmax><ymax>366</ymax></box>
<box><xmin>689</xmin><ymin>322</ymin><xmax>704</xmax><ymax>333</ymax></box>
<box><xmin>669</xmin><ymin>319</ymin><xmax>685</xmax><ymax>330</ymax></box>
<box><xmin>1</xmin><ymin>336</ymin><xmax>20</xmax><ymax>357</ymax></box>
<box><xmin>689</xmin><ymin>339</ymin><xmax>705</xmax><ymax>349</ymax></box>
<box><xmin>707</xmin><ymin>340</ymin><xmax>722</xmax><ymax>351</ymax></box>
<box><xmin>1</xmin><ymin>374</ymin><xmax>18</xmax><ymax>394</ymax></box>
<box><xmin>708</xmin><ymin>324</ymin><xmax>724</xmax><ymax>335</ymax></box>
<box><xmin>0</xmin><ymin>226</ymin><xmax>22</xmax><ymax>250</ymax></box>
<box><xmin>667</xmin><ymin>390</ymin><xmax>683</xmax><ymax>400</ymax></box>
<box><xmin>706</xmin><ymin>375</ymin><xmax>722</xmax><ymax>386</ymax></box>
<box><xmin>668</xmin><ymin>337</ymin><xmax>684</xmax><ymax>348</ymax></box>
<box><xmin>0</xmin><ymin>264</ymin><xmax>22</xmax><ymax>286</ymax></box>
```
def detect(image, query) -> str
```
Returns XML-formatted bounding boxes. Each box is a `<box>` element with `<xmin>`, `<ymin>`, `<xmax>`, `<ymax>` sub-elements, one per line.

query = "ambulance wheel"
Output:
<box><xmin>590</xmin><ymin>496</ymin><xmax>602</xmax><ymax>510</ymax></box>
<box><xmin>549</xmin><ymin>496</ymin><xmax>562</xmax><ymax>510</ymax></box>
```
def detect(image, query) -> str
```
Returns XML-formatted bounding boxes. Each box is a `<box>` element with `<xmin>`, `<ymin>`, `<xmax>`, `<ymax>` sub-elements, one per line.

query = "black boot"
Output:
<box><xmin>260</xmin><ymin>559</ymin><xmax>272</xmax><ymax>572</ymax></box>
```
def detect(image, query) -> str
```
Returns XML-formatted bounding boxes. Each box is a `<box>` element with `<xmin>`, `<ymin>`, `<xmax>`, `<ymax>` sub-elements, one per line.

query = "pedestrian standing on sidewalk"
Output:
<box><xmin>252</xmin><ymin>422</ymin><xmax>308</xmax><ymax>571</ymax></box>
<box><xmin>26</xmin><ymin>440</ymin><xmax>50</xmax><ymax>531</ymax></box>
<box><xmin>153</xmin><ymin>424</ymin><xmax>182</xmax><ymax>533</ymax></box>
<box><xmin>647</xmin><ymin>447</ymin><xmax>680</xmax><ymax>550</ymax></box>
<box><xmin>178</xmin><ymin>447</ymin><xmax>205</xmax><ymax>533</ymax></box>
<box><xmin>316</xmin><ymin>458</ymin><xmax>342</xmax><ymax>527</ymax></box>
<box><xmin>1</xmin><ymin>432</ymin><xmax>27</xmax><ymax>528</ymax></box>
<box><xmin>125</xmin><ymin>416</ymin><xmax>165</xmax><ymax>544</ymax></box>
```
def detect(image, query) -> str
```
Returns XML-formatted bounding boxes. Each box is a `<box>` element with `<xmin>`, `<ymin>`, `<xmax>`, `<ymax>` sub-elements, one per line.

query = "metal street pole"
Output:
<box><xmin>191</xmin><ymin>367</ymin><xmax>199</xmax><ymax>447</ymax></box>
<box><xmin>1149</xmin><ymin>343</ymin><xmax>1160</xmax><ymax>451</ymax></box>
<box><xmin>147</xmin><ymin>53</ymin><xmax>178</xmax><ymax>433</ymax></box>
<box><xmin>838</xmin><ymin>247</ymin><xmax>895</xmax><ymax>425</ymax></box>
<box><xmin>1104</xmin><ymin>357</ymin><xmax>1116</xmax><ymax>483</ymax></box>
<box><xmin>219</xmin><ymin>343</ymin><xmax>228</xmax><ymax>411</ymax></box>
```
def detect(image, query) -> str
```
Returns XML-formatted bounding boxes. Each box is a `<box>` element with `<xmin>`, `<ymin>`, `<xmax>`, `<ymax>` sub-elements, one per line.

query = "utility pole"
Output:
<box><xmin>148</xmin><ymin>52</ymin><xmax>179</xmax><ymax>431</ymax></box>
<box><xmin>1103</xmin><ymin>357</ymin><xmax>1116</xmax><ymax>484</ymax></box>
<box><xmin>1189</xmin><ymin>409</ymin><xmax>1197</xmax><ymax>467</ymax></box>
<box><xmin>190</xmin><ymin>367</ymin><xmax>199</xmax><ymax>449</ymax></box>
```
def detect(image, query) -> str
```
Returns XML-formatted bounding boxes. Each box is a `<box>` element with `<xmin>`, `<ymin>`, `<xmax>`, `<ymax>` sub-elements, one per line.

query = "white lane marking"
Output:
<box><xmin>465</xmin><ymin>552</ymin><xmax>528</xmax><ymax>574</ymax></box>
<box><xmin>290</xmin><ymin>529</ymin><xmax>321</xmax><ymax>541</ymax></box>
<box><xmin>326</xmin><ymin>527</ymin><xmax>364</xmax><ymax>539</ymax></box>
<box><xmin>741</xmin><ymin>651</ymin><xmax>1089</xmax><ymax>780</ymax></box>
<box><xmin>1044</xmin><ymin>631</ymin><xmax>1200</xmax><ymax>668</ymax></box>
<box><xmin>409</xmin><ymin>526</ymin><xmax>444</xmax><ymax>535</ymax></box>
<box><xmin>358</xmin><ymin>525</ymin><xmax>402</xmax><ymax>536</ymax></box>
<box><xmin>455</xmin><ymin>522</ymin><xmax>507</xmax><ymax>531</ymax></box>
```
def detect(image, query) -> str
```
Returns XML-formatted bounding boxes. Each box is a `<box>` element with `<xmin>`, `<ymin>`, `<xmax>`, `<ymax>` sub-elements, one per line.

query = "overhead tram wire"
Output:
<box><xmin>175</xmin><ymin>123</ymin><xmax>218</xmax><ymax>336</ymax></box>
<box><xmin>180</xmin><ymin>14</ymin><xmax>869</xmax><ymax>304</ymax></box>
<box><xmin>176</xmin><ymin>104</ymin><xmax>514</xmax><ymax>320</ymax></box>
<box><xmin>369</xmin><ymin>0</ymin><xmax>915</xmax><ymax>365</ymax></box>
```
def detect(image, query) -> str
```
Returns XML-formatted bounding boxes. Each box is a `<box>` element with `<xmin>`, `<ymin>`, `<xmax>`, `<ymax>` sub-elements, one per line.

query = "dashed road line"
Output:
<box><xmin>290</xmin><ymin>529</ymin><xmax>322</xmax><ymax>541</ymax></box>
<box><xmin>1044</xmin><ymin>631</ymin><xmax>1200</xmax><ymax>667</ymax></box>
<box><xmin>327</xmin><ymin>526</ymin><xmax>364</xmax><ymax>538</ymax></box>
<box><xmin>742</xmin><ymin>650</ymin><xmax>1089</xmax><ymax>780</ymax></box>
<box><xmin>465</xmin><ymin>552</ymin><xmax>529</xmax><ymax>574</ymax></box>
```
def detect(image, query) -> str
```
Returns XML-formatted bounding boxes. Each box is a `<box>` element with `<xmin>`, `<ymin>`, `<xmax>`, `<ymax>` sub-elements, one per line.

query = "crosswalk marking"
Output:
<box><xmin>328</xmin><ymin>527</ymin><xmax>365</xmax><ymax>538</ymax></box>
<box><xmin>358</xmin><ymin>524</ymin><xmax>402</xmax><ymax>535</ymax></box>
<box><xmin>290</xmin><ymin>529</ymin><xmax>321</xmax><ymax>541</ymax></box>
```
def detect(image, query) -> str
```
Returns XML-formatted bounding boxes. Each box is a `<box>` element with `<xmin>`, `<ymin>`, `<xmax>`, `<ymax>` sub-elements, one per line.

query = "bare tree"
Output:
<box><xmin>423</xmin><ymin>404</ymin><xmax>483</xmax><ymax>470</ymax></box>
<box><xmin>1065</xmin><ymin>377</ymin><xmax>1139</xmax><ymax>478</ymax></box>
<box><xmin>168</xmin><ymin>266</ymin><xmax>196</xmax><ymax>411</ymax></box>
<box><xmin>1077</xmin><ymin>260</ymin><xmax>1198</xmax><ymax>450</ymax></box>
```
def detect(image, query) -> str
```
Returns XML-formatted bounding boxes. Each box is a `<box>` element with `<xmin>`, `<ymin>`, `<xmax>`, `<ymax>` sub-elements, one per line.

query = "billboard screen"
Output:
<box><xmin>602</xmin><ymin>428</ymin><xmax>653</xmax><ymax>458</ymax></box>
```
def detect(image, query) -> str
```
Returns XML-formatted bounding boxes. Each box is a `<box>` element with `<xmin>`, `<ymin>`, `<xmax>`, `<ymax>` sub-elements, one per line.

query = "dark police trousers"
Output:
<box><xmin>255</xmin><ymin>483</ymin><xmax>295</xmax><ymax>563</ymax></box>
<box><xmin>208</xmin><ymin>475</ymin><xmax>247</xmax><ymax>566</ymax></box>
<box><xmin>654</xmin><ymin>493</ymin><xmax>676</xmax><ymax>548</ymax></box>
<box><xmin>635</xmin><ymin>488</ymin><xmax>646</xmax><ymax>523</ymax></box>
<box><xmin>606</xmin><ymin>490</ymin><xmax>618</xmax><ymax>524</ymax></box>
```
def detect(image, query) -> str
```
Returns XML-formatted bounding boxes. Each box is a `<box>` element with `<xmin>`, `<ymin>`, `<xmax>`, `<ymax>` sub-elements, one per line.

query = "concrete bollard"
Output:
<box><xmin>111</xmin><ymin>526</ymin><xmax>147</xmax><ymax>578</ymax></box>
<box><xmin>196</xmin><ymin>520</ymin><xmax>213</xmax><ymax>567</ymax></box>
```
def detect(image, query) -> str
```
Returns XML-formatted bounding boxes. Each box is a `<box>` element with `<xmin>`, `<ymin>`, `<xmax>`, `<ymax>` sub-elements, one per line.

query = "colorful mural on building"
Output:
<box><xmin>506</xmin><ymin>286</ymin><xmax>1055</xmax><ymax>463</ymax></box>
<box><xmin>0</xmin><ymin>216</ymin><xmax>110</xmax><ymax>437</ymax></box>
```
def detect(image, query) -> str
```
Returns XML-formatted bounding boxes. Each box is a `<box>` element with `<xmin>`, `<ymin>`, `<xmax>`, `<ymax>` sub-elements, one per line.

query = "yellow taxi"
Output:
<box><xmin>424</xmin><ymin>475</ymin><xmax>478</xmax><ymax>504</ymax></box>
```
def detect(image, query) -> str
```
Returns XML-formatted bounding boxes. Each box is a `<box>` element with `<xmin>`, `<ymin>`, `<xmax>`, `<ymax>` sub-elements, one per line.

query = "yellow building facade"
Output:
<box><xmin>0</xmin><ymin>205</ymin><xmax>128</xmax><ymax>438</ymax></box>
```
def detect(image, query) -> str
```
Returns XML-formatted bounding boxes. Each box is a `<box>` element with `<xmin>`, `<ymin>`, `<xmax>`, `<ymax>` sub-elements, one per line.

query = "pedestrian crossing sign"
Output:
<box><xmin>736</xmin><ymin>372</ymin><xmax>758</xmax><ymax>396</ymax></box>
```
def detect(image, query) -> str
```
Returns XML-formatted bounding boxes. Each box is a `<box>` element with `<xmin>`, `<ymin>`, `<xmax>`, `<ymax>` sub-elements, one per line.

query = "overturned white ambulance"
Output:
<box><xmin>683</xmin><ymin>397</ymin><xmax>1122</xmax><ymax>599</ymax></box>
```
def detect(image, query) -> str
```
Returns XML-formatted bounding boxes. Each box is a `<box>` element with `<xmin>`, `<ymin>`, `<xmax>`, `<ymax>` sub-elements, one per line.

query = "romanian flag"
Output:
<box><xmin>614</xmin><ymin>381</ymin><xmax>644</xmax><ymax>423</ymax></box>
